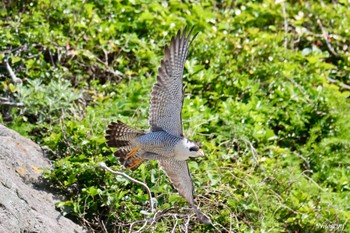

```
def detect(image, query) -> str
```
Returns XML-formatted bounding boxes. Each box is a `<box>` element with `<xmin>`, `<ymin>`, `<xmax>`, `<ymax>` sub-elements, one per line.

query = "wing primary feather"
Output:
<box><xmin>170</xmin><ymin>37</ymin><xmax>176</xmax><ymax>78</ymax></box>
<box><xmin>175</xmin><ymin>30</ymin><xmax>181</xmax><ymax>76</ymax></box>
<box><xmin>149</xmin><ymin>27</ymin><xmax>197</xmax><ymax>136</ymax></box>
<box><xmin>183</xmin><ymin>27</ymin><xmax>197</xmax><ymax>65</ymax></box>
<box><xmin>179</xmin><ymin>28</ymin><xmax>186</xmax><ymax>74</ymax></box>
<box><xmin>188</xmin><ymin>26</ymin><xmax>198</xmax><ymax>47</ymax></box>
<box><xmin>159</xmin><ymin>159</ymin><xmax>210</xmax><ymax>224</ymax></box>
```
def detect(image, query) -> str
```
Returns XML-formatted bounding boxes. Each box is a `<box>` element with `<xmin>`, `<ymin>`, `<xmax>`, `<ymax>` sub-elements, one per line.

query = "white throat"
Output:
<box><xmin>174</xmin><ymin>140</ymin><xmax>192</xmax><ymax>161</ymax></box>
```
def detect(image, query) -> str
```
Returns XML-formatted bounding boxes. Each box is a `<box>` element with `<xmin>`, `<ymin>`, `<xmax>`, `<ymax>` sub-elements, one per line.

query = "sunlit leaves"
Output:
<box><xmin>1</xmin><ymin>0</ymin><xmax>350</xmax><ymax>232</ymax></box>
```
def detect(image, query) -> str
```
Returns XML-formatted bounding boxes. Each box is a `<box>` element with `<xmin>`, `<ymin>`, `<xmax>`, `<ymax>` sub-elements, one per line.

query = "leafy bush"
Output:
<box><xmin>1</xmin><ymin>0</ymin><xmax>350</xmax><ymax>232</ymax></box>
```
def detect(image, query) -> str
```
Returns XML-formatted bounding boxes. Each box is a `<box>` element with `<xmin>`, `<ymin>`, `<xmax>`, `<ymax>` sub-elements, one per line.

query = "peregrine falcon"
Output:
<box><xmin>105</xmin><ymin>28</ymin><xmax>210</xmax><ymax>224</ymax></box>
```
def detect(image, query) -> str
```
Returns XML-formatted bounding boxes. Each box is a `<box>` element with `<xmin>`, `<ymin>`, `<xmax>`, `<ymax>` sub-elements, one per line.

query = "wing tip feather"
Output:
<box><xmin>149</xmin><ymin>26</ymin><xmax>198</xmax><ymax>135</ymax></box>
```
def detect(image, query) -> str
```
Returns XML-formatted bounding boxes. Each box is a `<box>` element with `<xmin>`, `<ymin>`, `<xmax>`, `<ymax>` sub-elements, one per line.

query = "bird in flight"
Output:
<box><xmin>105</xmin><ymin>27</ymin><xmax>210</xmax><ymax>224</ymax></box>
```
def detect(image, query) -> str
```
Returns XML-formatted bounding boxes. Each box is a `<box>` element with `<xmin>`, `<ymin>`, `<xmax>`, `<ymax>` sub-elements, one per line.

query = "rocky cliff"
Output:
<box><xmin>0</xmin><ymin>124</ymin><xmax>85</xmax><ymax>233</ymax></box>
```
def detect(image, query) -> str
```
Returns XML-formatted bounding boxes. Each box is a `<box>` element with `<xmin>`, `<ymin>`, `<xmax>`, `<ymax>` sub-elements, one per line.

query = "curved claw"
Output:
<box><xmin>126</xmin><ymin>157</ymin><xmax>145</xmax><ymax>171</ymax></box>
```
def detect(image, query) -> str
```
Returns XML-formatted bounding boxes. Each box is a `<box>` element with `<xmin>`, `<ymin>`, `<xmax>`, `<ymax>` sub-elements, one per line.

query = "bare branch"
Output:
<box><xmin>171</xmin><ymin>215</ymin><xmax>179</xmax><ymax>233</ymax></box>
<box><xmin>300</xmin><ymin>170</ymin><xmax>326</xmax><ymax>192</ymax></box>
<box><xmin>317</xmin><ymin>19</ymin><xmax>338</xmax><ymax>57</ymax></box>
<box><xmin>281</xmin><ymin>1</ymin><xmax>289</xmax><ymax>49</ymax></box>
<box><xmin>0</xmin><ymin>101</ymin><xmax>24</xmax><ymax>107</ymax></box>
<box><xmin>183</xmin><ymin>215</ymin><xmax>190</xmax><ymax>233</ymax></box>
<box><xmin>98</xmin><ymin>162</ymin><xmax>155</xmax><ymax>213</ymax></box>
<box><xmin>327</xmin><ymin>77</ymin><xmax>350</xmax><ymax>90</ymax></box>
<box><xmin>100</xmin><ymin>220</ymin><xmax>108</xmax><ymax>233</ymax></box>
<box><xmin>127</xmin><ymin>208</ymin><xmax>197</xmax><ymax>232</ymax></box>
<box><xmin>5</xmin><ymin>60</ymin><xmax>22</xmax><ymax>85</ymax></box>
<box><xmin>48</xmin><ymin>49</ymin><xmax>55</xmax><ymax>66</ymax></box>
<box><xmin>132</xmin><ymin>219</ymin><xmax>148</xmax><ymax>233</ymax></box>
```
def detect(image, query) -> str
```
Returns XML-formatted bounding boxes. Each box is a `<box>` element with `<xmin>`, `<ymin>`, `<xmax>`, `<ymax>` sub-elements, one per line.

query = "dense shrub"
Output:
<box><xmin>1</xmin><ymin>0</ymin><xmax>349</xmax><ymax>232</ymax></box>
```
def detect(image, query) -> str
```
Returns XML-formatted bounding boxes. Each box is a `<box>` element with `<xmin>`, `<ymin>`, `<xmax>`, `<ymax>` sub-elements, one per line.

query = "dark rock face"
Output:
<box><xmin>0</xmin><ymin>125</ymin><xmax>85</xmax><ymax>233</ymax></box>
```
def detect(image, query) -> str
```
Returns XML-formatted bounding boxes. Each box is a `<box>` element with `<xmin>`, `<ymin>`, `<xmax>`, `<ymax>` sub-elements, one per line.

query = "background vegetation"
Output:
<box><xmin>1</xmin><ymin>0</ymin><xmax>350</xmax><ymax>232</ymax></box>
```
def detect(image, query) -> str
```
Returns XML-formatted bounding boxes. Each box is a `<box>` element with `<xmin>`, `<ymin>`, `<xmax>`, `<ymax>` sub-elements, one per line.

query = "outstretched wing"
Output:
<box><xmin>150</xmin><ymin>28</ymin><xmax>209</xmax><ymax>223</ymax></box>
<box><xmin>159</xmin><ymin>159</ymin><xmax>211</xmax><ymax>224</ymax></box>
<box><xmin>149</xmin><ymin>28</ymin><xmax>197</xmax><ymax>136</ymax></box>
<box><xmin>159</xmin><ymin>160</ymin><xmax>195</xmax><ymax>205</ymax></box>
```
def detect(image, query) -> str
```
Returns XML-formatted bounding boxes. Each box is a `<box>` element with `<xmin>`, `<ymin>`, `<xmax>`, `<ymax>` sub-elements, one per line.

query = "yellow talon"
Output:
<box><xmin>125</xmin><ymin>145</ymin><xmax>141</xmax><ymax>160</ymax></box>
<box><xmin>127</xmin><ymin>157</ymin><xmax>145</xmax><ymax>170</ymax></box>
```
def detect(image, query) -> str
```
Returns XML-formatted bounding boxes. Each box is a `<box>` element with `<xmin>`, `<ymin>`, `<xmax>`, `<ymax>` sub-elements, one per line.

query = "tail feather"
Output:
<box><xmin>105</xmin><ymin>120</ymin><xmax>143</xmax><ymax>148</ymax></box>
<box><xmin>114</xmin><ymin>148</ymin><xmax>130</xmax><ymax>161</ymax></box>
<box><xmin>105</xmin><ymin>120</ymin><xmax>145</xmax><ymax>170</ymax></box>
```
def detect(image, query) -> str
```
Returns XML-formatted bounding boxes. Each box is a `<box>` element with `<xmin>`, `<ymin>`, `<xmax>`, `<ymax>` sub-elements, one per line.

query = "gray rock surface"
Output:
<box><xmin>0</xmin><ymin>124</ymin><xmax>85</xmax><ymax>233</ymax></box>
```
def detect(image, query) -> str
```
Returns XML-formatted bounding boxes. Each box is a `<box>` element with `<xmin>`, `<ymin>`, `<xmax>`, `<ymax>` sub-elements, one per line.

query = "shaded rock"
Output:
<box><xmin>0</xmin><ymin>124</ymin><xmax>85</xmax><ymax>233</ymax></box>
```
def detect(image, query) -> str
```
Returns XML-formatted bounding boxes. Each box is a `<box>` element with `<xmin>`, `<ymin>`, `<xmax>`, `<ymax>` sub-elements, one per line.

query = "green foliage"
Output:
<box><xmin>1</xmin><ymin>0</ymin><xmax>350</xmax><ymax>232</ymax></box>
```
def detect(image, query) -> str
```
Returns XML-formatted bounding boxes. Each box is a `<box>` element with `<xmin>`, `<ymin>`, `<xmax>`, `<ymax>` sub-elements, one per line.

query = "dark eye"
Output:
<box><xmin>189</xmin><ymin>146</ymin><xmax>199</xmax><ymax>152</ymax></box>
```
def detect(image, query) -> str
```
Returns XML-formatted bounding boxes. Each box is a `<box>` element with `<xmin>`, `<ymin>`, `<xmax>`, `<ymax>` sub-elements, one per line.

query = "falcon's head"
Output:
<box><xmin>174</xmin><ymin>138</ymin><xmax>204</xmax><ymax>160</ymax></box>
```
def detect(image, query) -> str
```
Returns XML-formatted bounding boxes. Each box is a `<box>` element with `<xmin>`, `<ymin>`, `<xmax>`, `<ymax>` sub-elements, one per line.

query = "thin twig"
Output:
<box><xmin>281</xmin><ymin>1</ymin><xmax>289</xmax><ymax>49</ymax></box>
<box><xmin>293</xmin><ymin>151</ymin><xmax>310</xmax><ymax>170</ymax></box>
<box><xmin>183</xmin><ymin>215</ymin><xmax>191</xmax><ymax>233</ymax></box>
<box><xmin>48</xmin><ymin>49</ymin><xmax>55</xmax><ymax>66</ymax></box>
<box><xmin>171</xmin><ymin>215</ymin><xmax>178</xmax><ymax>233</ymax></box>
<box><xmin>288</xmin><ymin>23</ymin><xmax>323</xmax><ymax>38</ymax></box>
<box><xmin>5</xmin><ymin>60</ymin><xmax>22</xmax><ymax>84</ymax></box>
<box><xmin>128</xmin><ymin>209</ymin><xmax>194</xmax><ymax>232</ymax></box>
<box><xmin>317</xmin><ymin>19</ymin><xmax>338</xmax><ymax>57</ymax></box>
<box><xmin>284</xmin><ymin>76</ymin><xmax>312</xmax><ymax>104</ymax></box>
<box><xmin>103</xmin><ymin>48</ymin><xmax>109</xmax><ymax>67</ymax></box>
<box><xmin>236</xmin><ymin>138</ymin><xmax>259</xmax><ymax>166</ymax></box>
<box><xmin>0</xmin><ymin>101</ymin><xmax>24</xmax><ymax>107</ymax></box>
<box><xmin>92</xmin><ymin>51</ymin><xmax>124</xmax><ymax>78</ymax></box>
<box><xmin>230</xmin><ymin>172</ymin><xmax>261</xmax><ymax>210</ymax></box>
<box><xmin>132</xmin><ymin>219</ymin><xmax>148</xmax><ymax>233</ymax></box>
<box><xmin>101</xmin><ymin>219</ymin><xmax>108</xmax><ymax>233</ymax></box>
<box><xmin>98</xmin><ymin>162</ymin><xmax>155</xmax><ymax>213</ymax></box>
<box><xmin>300</xmin><ymin>170</ymin><xmax>326</xmax><ymax>192</ymax></box>
<box><xmin>327</xmin><ymin>77</ymin><xmax>350</xmax><ymax>90</ymax></box>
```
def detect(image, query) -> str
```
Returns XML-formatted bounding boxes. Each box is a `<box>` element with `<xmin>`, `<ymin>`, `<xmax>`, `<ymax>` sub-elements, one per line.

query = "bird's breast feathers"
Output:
<box><xmin>136</xmin><ymin>131</ymin><xmax>180</xmax><ymax>156</ymax></box>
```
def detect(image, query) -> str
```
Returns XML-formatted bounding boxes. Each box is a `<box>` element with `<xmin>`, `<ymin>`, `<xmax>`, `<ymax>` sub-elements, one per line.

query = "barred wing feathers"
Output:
<box><xmin>159</xmin><ymin>159</ymin><xmax>210</xmax><ymax>224</ymax></box>
<box><xmin>149</xmin><ymin>28</ymin><xmax>197</xmax><ymax>136</ymax></box>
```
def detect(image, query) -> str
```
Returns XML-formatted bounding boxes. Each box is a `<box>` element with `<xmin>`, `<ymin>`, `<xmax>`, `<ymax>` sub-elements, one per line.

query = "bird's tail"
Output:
<box><xmin>105</xmin><ymin>121</ymin><xmax>145</xmax><ymax>170</ymax></box>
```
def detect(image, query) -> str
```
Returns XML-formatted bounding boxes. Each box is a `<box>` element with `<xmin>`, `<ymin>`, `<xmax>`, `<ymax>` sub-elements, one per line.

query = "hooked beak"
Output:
<box><xmin>197</xmin><ymin>149</ymin><xmax>204</xmax><ymax>157</ymax></box>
